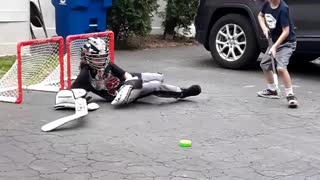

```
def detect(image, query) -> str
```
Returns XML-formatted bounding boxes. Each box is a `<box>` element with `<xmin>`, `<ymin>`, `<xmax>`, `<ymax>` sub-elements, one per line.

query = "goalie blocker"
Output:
<box><xmin>111</xmin><ymin>77</ymin><xmax>142</xmax><ymax>105</ymax></box>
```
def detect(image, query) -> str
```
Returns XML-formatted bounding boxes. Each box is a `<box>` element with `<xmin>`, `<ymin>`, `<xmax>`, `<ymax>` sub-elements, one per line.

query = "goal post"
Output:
<box><xmin>0</xmin><ymin>36</ymin><xmax>65</xmax><ymax>104</ymax></box>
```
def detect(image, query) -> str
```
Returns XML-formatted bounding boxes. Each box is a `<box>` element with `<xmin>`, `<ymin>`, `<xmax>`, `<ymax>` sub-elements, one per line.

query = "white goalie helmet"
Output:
<box><xmin>81</xmin><ymin>37</ymin><xmax>110</xmax><ymax>70</ymax></box>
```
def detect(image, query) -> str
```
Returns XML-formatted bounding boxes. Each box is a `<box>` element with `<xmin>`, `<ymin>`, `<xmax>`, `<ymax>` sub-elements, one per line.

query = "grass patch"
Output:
<box><xmin>0</xmin><ymin>54</ymin><xmax>60</xmax><ymax>84</ymax></box>
<box><xmin>23</xmin><ymin>55</ymin><xmax>60</xmax><ymax>86</ymax></box>
<box><xmin>0</xmin><ymin>56</ymin><xmax>16</xmax><ymax>78</ymax></box>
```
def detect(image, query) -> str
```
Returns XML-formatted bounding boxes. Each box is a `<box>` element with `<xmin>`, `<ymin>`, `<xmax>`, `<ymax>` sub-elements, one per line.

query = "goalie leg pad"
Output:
<box><xmin>71</xmin><ymin>88</ymin><xmax>87</xmax><ymax>99</ymax></box>
<box><xmin>54</xmin><ymin>89</ymin><xmax>99</xmax><ymax>111</ymax></box>
<box><xmin>141</xmin><ymin>72</ymin><xmax>164</xmax><ymax>83</ymax></box>
<box><xmin>54</xmin><ymin>89</ymin><xmax>77</xmax><ymax>110</ymax></box>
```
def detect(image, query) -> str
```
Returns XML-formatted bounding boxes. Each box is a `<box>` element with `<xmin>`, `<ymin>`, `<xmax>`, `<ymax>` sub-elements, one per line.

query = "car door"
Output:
<box><xmin>284</xmin><ymin>0</ymin><xmax>320</xmax><ymax>38</ymax></box>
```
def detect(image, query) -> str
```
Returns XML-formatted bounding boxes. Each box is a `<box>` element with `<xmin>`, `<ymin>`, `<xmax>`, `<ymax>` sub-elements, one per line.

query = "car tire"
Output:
<box><xmin>209</xmin><ymin>14</ymin><xmax>260</xmax><ymax>69</ymax></box>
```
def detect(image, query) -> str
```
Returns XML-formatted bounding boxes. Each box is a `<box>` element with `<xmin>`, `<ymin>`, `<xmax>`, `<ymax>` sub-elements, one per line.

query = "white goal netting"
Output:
<box><xmin>0</xmin><ymin>37</ymin><xmax>65</xmax><ymax>103</ymax></box>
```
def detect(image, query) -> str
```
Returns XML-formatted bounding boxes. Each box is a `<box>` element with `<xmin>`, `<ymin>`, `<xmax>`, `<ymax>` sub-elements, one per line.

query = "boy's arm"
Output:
<box><xmin>273</xmin><ymin>26</ymin><xmax>290</xmax><ymax>48</ymax></box>
<box><xmin>258</xmin><ymin>12</ymin><xmax>270</xmax><ymax>38</ymax></box>
<box><xmin>124</xmin><ymin>72</ymin><xmax>133</xmax><ymax>80</ymax></box>
<box><xmin>270</xmin><ymin>27</ymin><xmax>289</xmax><ymax>57</ymax></box>
<box><xmin>269</xmin><ymin>8</ymin><xmax>291</xmax><ymax>57</ymax></box>
<box><xmin>109</xmin><ymin>63</ymin><xmax>133</xmax><ymax>80</ymax></box>
<box><xmin>258</xmin><ymin>2</ymin><xmax>269</xmax><ymax>38</ymax></box>
<box><xmin>273</xmin><ymin>8</ymin><xmax>291</xmax><ymax>48</ymax></box>
<box><xmin>71</xmin><ymin>66</ymin><xmax>91</xmax><ymax>91</ymax></box>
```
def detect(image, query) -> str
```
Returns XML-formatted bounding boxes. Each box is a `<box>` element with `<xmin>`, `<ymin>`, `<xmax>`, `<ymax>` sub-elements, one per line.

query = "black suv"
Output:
<box><xmin>195</xmin><ymin>0</ymin><xmax>320</xmax><ymax>69</ymax></box>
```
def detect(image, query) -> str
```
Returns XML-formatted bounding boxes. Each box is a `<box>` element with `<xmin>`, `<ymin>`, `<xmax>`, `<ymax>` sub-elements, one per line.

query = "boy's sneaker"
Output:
<box><xmin>257</xmin><ymin>89</ymin><xmax>280</xmax><ymax>99</ymax></box>
<box><xmin>180</xmin><ymin>85</ymin><xmax>201</xmax><ymax>98</ymax></box>
<box><xmin>287</xmin><ymin>94</ymin><xmax>298</xmax><ymax>108</ymax></box>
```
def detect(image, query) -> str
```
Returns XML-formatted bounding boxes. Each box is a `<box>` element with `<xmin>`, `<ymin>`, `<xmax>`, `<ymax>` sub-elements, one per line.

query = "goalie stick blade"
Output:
<box><xmin>41</xmin><ymin>113</ymin><xmax>85</xmax><ymax>132</ymax></box>
<box><xmin>41</xmin><ymin>98</ymin><xmax>89</xmax><ymax>132</ymax></box>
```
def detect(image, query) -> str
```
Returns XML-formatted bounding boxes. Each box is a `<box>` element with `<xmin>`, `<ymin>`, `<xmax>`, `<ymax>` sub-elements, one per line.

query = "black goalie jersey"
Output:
<box><xmin>71</xmin><ymin>63</ymin><xmax>126</xmax><ymax>102</ymax></box>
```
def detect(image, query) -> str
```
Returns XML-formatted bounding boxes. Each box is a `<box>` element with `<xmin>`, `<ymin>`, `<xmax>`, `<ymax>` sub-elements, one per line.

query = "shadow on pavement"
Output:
<box><xmin>196</xmin><ymin>56</ymin><xmax>320</xmax><ymax>80</ymax></box>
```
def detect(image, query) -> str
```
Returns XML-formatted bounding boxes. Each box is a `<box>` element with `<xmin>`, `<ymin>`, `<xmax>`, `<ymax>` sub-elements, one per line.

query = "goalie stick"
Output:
<box><xmin>41</xmin><ymin>98</ymin><xmax>88</xmax><ymax>132</ymax></box>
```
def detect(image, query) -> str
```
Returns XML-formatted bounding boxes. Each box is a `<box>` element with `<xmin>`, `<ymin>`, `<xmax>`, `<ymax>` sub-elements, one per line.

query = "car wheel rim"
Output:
<box><xmin>216</xmin><ymin>24</ymin><xmax>247</xmax><ymax>62</ymax></box>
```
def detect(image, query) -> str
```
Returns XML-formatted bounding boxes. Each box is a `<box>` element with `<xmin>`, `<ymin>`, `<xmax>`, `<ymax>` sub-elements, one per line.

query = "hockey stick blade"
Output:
<box><xmin>41</xmin><ymin>113</ymin><xmax>85</xmax><ymax>132</ymax></box>
<box><xmin>41</xmin><ymin>98</ymin><xmax>88</xmax><ymax>132</ymax></box>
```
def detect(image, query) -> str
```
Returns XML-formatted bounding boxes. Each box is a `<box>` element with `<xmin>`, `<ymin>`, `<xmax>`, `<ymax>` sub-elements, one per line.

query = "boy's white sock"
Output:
<box><xmin>285</xmin><ymin>87</ymin><xmax>294</xmax><ymax>96</ymax></box>
<box><xmin>267</xmin><ymin>84</ymin><xmax>276</xmax><ymax>91</ymax></box>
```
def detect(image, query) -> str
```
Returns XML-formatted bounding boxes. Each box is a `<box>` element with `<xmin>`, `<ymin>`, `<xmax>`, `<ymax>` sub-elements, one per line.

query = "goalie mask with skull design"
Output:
<box><xmin>81</xmin><ymin>37</ymin><xmax>110</xmax><ymax>71</ymax></box>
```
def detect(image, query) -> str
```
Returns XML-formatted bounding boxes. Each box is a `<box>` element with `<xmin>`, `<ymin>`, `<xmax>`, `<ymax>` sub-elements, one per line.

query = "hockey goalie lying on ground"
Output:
<box><xmin>55</xmin><ymin>37</ymin><xmax>201</xmax><ymax>110</ymax></box>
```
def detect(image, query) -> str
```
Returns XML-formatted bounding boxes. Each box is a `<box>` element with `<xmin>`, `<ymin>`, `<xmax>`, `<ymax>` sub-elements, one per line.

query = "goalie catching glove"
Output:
<box><xmin>111</xmin><ymin>77</ymin><xmax>143</xmax><ymax>105</ymax></box>
<box><xmin>54</xmin><ymin>89</ymin><xmax>99</xmax><ymax>111</ymax></box>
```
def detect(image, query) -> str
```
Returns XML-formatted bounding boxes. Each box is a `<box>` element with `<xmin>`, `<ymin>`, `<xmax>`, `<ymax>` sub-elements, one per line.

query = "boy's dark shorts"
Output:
<box><xmin>260</xmin><ymin>41</ymin><xmax>297</xmax><ymax>71</ymax></box>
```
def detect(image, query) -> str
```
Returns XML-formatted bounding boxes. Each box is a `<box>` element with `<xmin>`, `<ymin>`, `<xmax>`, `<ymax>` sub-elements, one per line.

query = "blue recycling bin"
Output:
<box><xmin>51</xmin><ymin>0</ymin><xmax>112</xmax><ymax>39</ymax></box>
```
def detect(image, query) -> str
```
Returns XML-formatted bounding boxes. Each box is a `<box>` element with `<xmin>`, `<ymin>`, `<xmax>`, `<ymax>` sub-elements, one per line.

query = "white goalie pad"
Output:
<box><xmin>54</xmin><ymin>89</ymin><xmax>78</xmax><ymax>109</ymax></box>
<box><xmin>54</xmin><ymin>89</ymin><xmax>99</xmax><ymax>111</ymax></box>
<box><xmin>71</xmin><ymin>89</ymin><xmax>87</xmax><ymax>99</ymax></box>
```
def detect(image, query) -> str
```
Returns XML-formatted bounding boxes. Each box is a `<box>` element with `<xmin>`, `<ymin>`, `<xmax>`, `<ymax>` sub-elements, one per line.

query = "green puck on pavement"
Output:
<box><xmin>179</xmin><ymin>140</ymin><xmax>192</xmax><ymax>147</ymax></box>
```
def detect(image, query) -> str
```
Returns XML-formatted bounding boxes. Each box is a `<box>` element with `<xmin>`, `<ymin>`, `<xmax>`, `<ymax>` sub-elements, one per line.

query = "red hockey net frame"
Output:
<box><xmin>0</xmin><ymin>37</ymin><xmax>64</xmax><ymax>104</ymax></box>
<box><xmin>65</xmin><ymin>31</ymin><xmax>115</xmax><ymax>88</ymax></box>
<box><xmin>0</xmin><ymin>31</ymin><xmax>114</xmax><ymax>104</ymax></box>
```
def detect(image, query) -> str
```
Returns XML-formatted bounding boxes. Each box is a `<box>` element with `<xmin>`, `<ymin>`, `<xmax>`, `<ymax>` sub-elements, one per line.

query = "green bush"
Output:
<box><xmin>108</xmin><ymin>0</ymin><xmax>159</xmax><ymax>49</ymax></box>
<box><xmin>161</xmin><ymin>0</ymin><xmax>199</xmax><ymax>38</ymax></box>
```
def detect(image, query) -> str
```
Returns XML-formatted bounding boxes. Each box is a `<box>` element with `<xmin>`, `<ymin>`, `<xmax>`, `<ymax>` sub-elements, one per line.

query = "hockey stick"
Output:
<box><xmin>41</xmin><ymin>98</ymin><xmax>88</xmax><ymax>132</ymax></box>
<box><xmin>267</xmin><ymin>36</ymin><xmax>281</xmax><ymax>96</ymax></box>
